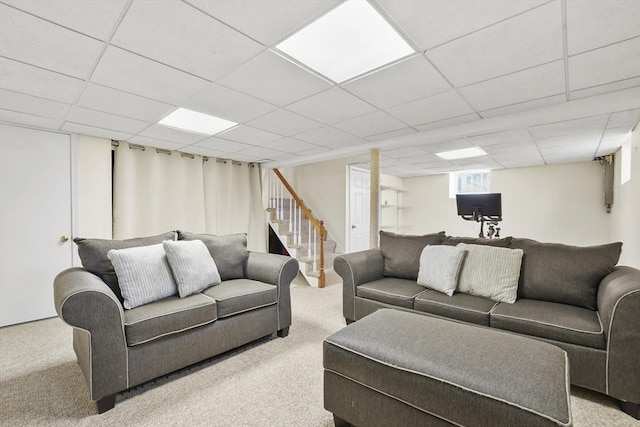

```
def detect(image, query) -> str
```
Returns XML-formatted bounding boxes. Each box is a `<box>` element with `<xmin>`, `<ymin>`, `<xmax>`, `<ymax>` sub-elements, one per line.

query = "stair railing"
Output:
<box><xmin>268</xmin><ymin>168</ymin><xmax>326</xmax><ymax>288</ymax></box>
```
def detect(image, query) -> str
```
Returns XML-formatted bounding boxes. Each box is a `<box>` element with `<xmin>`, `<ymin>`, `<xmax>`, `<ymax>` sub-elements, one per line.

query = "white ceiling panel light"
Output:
<box><xmin>158</xmin><ymin>108</ymin><xmax>237</xmax><ymax>135</ymax></box>
<box><xmin>276</xmin><ymin>0</ymin><xmax>414</xmax><ymax>83</ymax></box>
<box><xmin>436</xmin><ymin>147</ymin><xmax>487</xmax><ymax>160</ymax></box>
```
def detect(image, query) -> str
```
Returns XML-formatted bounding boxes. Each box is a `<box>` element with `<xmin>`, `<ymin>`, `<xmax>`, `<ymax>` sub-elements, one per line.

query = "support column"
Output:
<box><xmin>370</xmin><ymin>149</ymin><xmax>380</xmax><ymax>249</ymax></box>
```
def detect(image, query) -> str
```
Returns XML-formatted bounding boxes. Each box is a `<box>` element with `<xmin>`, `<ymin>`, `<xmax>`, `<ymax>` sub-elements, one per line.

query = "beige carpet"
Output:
<box><xmin>0</xmin><ymin>281</ymin><xmax>637</xmax><ymax>426</ymax></box>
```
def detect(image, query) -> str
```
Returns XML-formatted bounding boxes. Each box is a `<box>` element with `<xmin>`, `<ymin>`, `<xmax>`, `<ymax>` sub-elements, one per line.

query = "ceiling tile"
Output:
<box><xmin>569</xmin><ymin>78</ymin><xmax>640</xmax><ymax>101</ymax></box>
<box><xmin>247</xmin><ymin>109</ymin><xmax>321</xmax><ymax>136</ymax></box>
<box><xmin>481</xmin><ymin>141</ymin><xmax>538</xmax><ymax>155</ymax></box>
<box><xmin>286</xmin><ymin>87</ymin><xmax>377</xmax><ymax>123</ymax></box>
<box><xmin>66</xmin><ymin>106</ymin><xmax>150</xmax><ymax>134</ymax></box>
<box><xmin>295</xmin><ymin>126</ymin><xmax>359</xmax><ymax>147</ymax></box>
<box><xmin>569</xmin><ymin>38</ymin><xmax>640</xmax><ymax>91</ymax></box>
<box><xmin>0</xmin><ymin>58</ymin><xmax>85</xmax><ymax>104</ymax></box>
<box><xmin>608</xmin><ymin>109</ymin><xmax>640</xmax><ymax>129</ymax></box>
<box><xmin>0</xmin><ymin>89</ymin><xmax>69</xmax><ymax>119</ymax></box>
<box><xmin>366</xmin><ymin>127</ymin><xmax>417</xmax><ymax>142</ymax></box>
<box><xmin>343</xmin><ymin>55</ymin><xmax>452</xmax><ymax>108</ymax></box>
<box><xmin>218</xmin><ymin>51</ymin><xmax>332</xmax><ymax>106</ymax></box>
<box><xmin>137</xmin><ymin>124</ymin><xmax>209</xmax><ymax>145</ymax></box>
<box><xmin>0</xmin><ymin>4</ymin><xmax>104</xmax><ymax>79</ymax></box>
<box><xmin>62</xmin><ymin>122</ymin><xmax>133</xmax><ymax>141</ymax></box>
<box><xmin>467</xmin><ymin>129</ymin><xmax>533</xmax><ymax>147</ymax></box>
<box><xmin>414</xmin><ymin>113</ymin><xmax>479</xmax><ymax>132</ymax></box>
<box><xmin>458</xmin><ymin>60</ymin><xmax>565</xmax><ymax>111</ymax></box>
<box><xmin>386</xmin><ymin>91</ymin><xmax>474</xmax><ymax>127</ymax></box>
<box><xmin>333</xmin><ymin>111</ymin><xmax>407</xmax><ymax>138</ymax></box>
<box><xmin>2</xmin><ymin>0</ymin><xmax>128</xmax><ymax>40</ymax></box>
<box><xmin>91</xmin><ymin>46</ymin><xmax>210</xmax><ymax>105</ymax></box>
<box><xmin>185</xmin><ymin>0</ymin><xmax>340</xmax><ymax>46</ymax></box>
<box><xmin>183</xmin><ymin>83</ymin><xmax>277</xmax><ymax>123</ymax></box>
<box><xmin>260</xmin><ymin>137</ymin><xmax>319</xmax><ymax>153</ymax></box>
<box><xmin>77</xmin><ymin>83</ymin><xmax>174</xmax><ymax>123</ymax></box>
<box><xmin>376</xmin><ymin>0</ymin><xmax>547</xmax><ymax>50</ymax></box>
<box><xmin>237</xmin><ymin>146</ymin><xmax>288</xmax><ymax>160</ymax></box>
<box><xmin>184</xmin><ymin>145</ymin><xmax>236</xmax><ymax>158</ymax></box>
<box><xmin>217</xmin><ymin>125</ymin><xmax>282</xmax><ymax>145</ymax></box>
<box><xmin>535</xmin><ymin>132</ymin><xmax>602</xmax><ymax>149</ymax></box>
<box><xmin>426</xmin><ymin>1</ymin><xmax>563</xmax><ymax>87</ymax></box>
<box><xmin>566</xmin><ymin>0</ymin><xmax>640</xmax><ymax>55</ymax></box>
<box><xmin>194</xmin><ymin>137</ymin><xmax>255</xmax><ymax>153</ymax></box>
<box><xmin>111</xmin><ymin>0</ymin><xmax>264</xmax><ymax>81</ymax></box>
<box><xmin>420</xmin><ymin>138</ymin><xmax>474</xmax><ymax>154</ymax></box>
<box><xmin>0</xmin><ymin>109</ymin><xmax>63</xmax><ymax>130</ymax></box>
<box><xmin>529</xmin><ymin>115</ymin><xmax>609</xmax><ymax>139</ymax></box>
<box><xmin>401</xmin><ymin>154</ymin><xmax>443</xmax><ymax>165</ymax></box>
<box><xmin>451</xmin><ymin>156</ymin><xmax>502</xmax><ymax>170</ymax></box>
<box><xmin>384</xmin><ymin>147</ymin><xmax>428</xmax><ymax>159</ymax></box>
<box><xmin>479</xmin><ymin>94</ymin><xmax>567</xmax><ymax>119</ymax></box>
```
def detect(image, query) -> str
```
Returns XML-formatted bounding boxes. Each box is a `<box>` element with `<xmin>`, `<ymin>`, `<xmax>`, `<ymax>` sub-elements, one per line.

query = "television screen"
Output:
<box><xmin>456</xmin><ymin>193</ymin><xmax>502</xmax><ymax>220</ymax></box>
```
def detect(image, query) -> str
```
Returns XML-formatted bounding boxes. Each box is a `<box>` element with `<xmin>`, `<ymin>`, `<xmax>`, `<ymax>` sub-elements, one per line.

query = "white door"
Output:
<box><xmin>0</xmin><ymin>124</ymin><xmax>73</xmax><ymax>326</ymax></box>
<box><xmin>349</xmin><ymin>167</ymin><xmax>370</xmax><ymax>252</ymax></box>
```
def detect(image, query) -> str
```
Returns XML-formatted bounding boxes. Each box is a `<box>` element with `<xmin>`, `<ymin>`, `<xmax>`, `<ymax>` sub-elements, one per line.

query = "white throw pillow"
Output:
<box><xmin>163</xmin><ymin>239</ymin><xmax>221</xmax><ymax>298</ymax></box>
<box><xmin>107</xmin><ymin>244</ymin><xmax>178</xmax><ymax>309</ymax></box>
<box><xmin>417</xmin><ymin>245</ymin><xmax>466</xmax><ymax>296</ymax></box>
<box><xmin>456</xmin><ymin>243</ymin><xmax>524</xmax><ymax>303</ymax></box>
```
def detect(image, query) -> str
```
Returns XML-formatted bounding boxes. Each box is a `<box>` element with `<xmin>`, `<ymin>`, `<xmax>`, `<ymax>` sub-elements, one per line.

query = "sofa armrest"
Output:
<box><xmin>53</xmin><ymin>268</ymin><xmax>128</xmax><ymax>402</ymax></box>
<box><xmin>597</xmin><ymin>266</ymin><xmax>640</xmax><ymax>403</ymax></box>
<box><xmin>334</xmin><ymin>249</ymin><xmax>385</xmax><ymax>322</ymax></box>
<box><xmin>244</xmin><ymin>252</ymin><xmax>298</xmax><ymax>332</ymax></box>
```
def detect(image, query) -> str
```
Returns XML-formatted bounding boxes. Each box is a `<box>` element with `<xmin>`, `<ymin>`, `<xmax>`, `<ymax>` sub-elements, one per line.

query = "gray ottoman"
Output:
<box><xmin>323</xmin><ymin>309</ymin><xmax>572</xmax><ymax>427</ymax></box>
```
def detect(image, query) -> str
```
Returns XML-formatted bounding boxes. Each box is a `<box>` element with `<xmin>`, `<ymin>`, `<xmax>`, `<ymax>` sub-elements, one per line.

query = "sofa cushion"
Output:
<box><xmin>178</xmin><ymin>231</ymin><xmax>249</xmax><ymax>280</ymax></box>
<box><xmin>74</xmin><ymin>231</ymin><xmax>176</xmax><ymax>302</ymax></box>
<box><xmin>202</xmin><ymin>279</ymin><xmax>277</xmax><ymax>318</ymax></box>
<box><xmin>491</xmin><ymin>299</ymin><xmax>605</xmax><ymax>349</ymax></box>
<box><xmin>379</xmin><ymin>230</ymin><xmax>445</xmax><ymax>280</ymax></box>
<box><xmin>356</xmin><ymin>278</ymin><xmax>426</xmax><ymax>309</ymax></box>
<box><xmin>414</xmin><ymin>290</ymin><xmax>498</xmax><ymax>326</ymax></box>
<box><xmin>124</xmin><ymin>293</ymin><xmax>217</xmax><ymax>346</ymax></box>
<box><xmin>107</xmin><ymin>243</ymin><xmax>178</xmax><ymax>309</ymax></box>
<box><xmin>443</xmin><ymin>236</ymin><xmax>512</xmax><ymax>247</ymax></box>
<box><xmin>163</xmin><ymin>239</ymin><xmax>221</xmax><ymax>298</ymax></box>
<box><xmin>416</xmin><ymin>245</ymin><xmax>465</xmax><ymax>296</ymax></box>
<box><xmin>511</xmin><ymin>238</ymin><xmax>622</xmax><ymax>310</ymax></box>
<box><xmin>457</xmin><ymin>244</ymin><xmax>523</xmax><ymax>303</ymax></box>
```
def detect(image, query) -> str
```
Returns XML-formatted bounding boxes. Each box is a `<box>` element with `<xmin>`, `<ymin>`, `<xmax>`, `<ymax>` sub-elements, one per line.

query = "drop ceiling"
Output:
<box><xmin>0</xmin><ymin>0</ymin><xmax>639</xmax><ymax>177</ymax></box>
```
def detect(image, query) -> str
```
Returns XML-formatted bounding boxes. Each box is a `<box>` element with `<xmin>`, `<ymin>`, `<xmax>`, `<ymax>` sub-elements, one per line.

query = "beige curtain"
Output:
<box><xmin>113</xmin><ymin>142</ymin><xmax>266</xmax><ymax>251</ymax></box>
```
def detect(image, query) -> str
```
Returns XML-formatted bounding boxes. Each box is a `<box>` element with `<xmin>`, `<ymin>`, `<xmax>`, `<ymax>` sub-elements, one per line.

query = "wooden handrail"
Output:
<box><xmin>273</xmin><ymin>168</ymin><xmax>326</xmax><ymax>288</ymax></box>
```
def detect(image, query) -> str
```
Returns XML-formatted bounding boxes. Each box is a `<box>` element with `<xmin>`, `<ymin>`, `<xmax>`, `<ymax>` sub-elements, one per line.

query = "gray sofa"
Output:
<box><xmin>54</xmin><ymin>231</ymin><xmax>298</xmax><ymax>413</ymax></box>
<box><xmin>334</xmin><ymin>231</ymin><xmax>640</xmax><ymax>418</ymax></box>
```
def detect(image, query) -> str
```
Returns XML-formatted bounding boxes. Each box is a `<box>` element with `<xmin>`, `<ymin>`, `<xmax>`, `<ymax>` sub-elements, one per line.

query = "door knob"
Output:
<box><xmin>59</xmin><ymin>235</ymin><xmax>69</xmax><ymax>243</ymax></box>
<box><xmin>351</xmin><ymin>225</ymin><xmax>356</xmax><ymax>229</ymax></box>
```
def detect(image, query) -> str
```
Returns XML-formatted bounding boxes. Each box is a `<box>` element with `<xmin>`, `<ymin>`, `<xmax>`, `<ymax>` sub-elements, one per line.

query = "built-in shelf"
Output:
<box><xmin>380</xmin><ymin>184</ymin><xmax>407</xmax><ymax>232</ymax></box>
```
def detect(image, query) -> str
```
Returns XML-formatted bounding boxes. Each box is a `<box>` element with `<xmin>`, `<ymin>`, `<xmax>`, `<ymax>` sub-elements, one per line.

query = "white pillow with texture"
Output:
<box><xmin>456</xmin><ymin>243</ymin><xmax>524</xmax><ymax>303</ymax></box>
<box><xmin>107</xmin><ymin>244</ymin><xmax>177</xmax><ymax>309</ymax></box>
<box><xmin>163</xmin><ymin>239</ymin><xmax>221</xmax><ymax>298</ymax></box>
<box><xmin>417</xmin><ymin>245</ymin><xmax>466</xmax><ymax>296</ymax></box>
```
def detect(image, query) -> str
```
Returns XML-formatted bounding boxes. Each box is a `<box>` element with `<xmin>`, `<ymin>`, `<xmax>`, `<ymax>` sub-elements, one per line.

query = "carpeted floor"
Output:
<box><xmin>0</xmin><ymin>280</ymin><xmax>637</xmax><ymax>426</ymax></box>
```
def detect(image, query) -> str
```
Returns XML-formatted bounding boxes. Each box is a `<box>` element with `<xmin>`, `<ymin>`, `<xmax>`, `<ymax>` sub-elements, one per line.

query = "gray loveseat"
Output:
<box><xmin>54</xmin><ymin>231</ymin><xmax>298</xmax><ymax>413</ymax></box>
<box><xmin>334</xmin><ymin>231</ymin><xmax>640</xmax><ymax>418</ymax></box>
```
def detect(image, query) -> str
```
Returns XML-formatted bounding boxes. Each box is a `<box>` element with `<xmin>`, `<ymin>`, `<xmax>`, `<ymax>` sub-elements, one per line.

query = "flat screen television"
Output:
<box><xmin>456</xmin><ymin>193</ymin><xmax>502</xmax><ymax>221</ymax></box>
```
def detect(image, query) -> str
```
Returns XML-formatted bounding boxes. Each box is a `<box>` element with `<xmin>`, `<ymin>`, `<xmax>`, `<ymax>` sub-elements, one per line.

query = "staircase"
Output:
<box><xmin>265</xmin><ymin>169</ymin><xmax>340</xmax><ymax>288</ymax></box>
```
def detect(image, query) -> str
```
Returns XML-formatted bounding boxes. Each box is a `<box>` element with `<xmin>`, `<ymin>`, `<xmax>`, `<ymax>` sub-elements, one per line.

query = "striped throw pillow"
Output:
<box><xmin>456</xmin><ymin>243</ymin><xmax>523</xmax><ymax>303</ymax></box>
<box><xmin>107</xmin><ymin>244</ymin><xmax>178</xmax><ymax>309</ymax></box>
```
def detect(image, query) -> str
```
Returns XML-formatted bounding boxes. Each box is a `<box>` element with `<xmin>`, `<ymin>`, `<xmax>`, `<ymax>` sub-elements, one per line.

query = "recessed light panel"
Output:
<box><xmin>276</xmin><ymin>0</ymin><xmax>414</xmax><ymax>83</ymax></box>
<box><xmin>158</xmin><ymin>108</ymin><xmax>237</xmax><ymax>135</ymax></box>
<box><xmin>436</xmin><ymin>147</ymin><xmax>487</xmax><ymax>160</ymax></box>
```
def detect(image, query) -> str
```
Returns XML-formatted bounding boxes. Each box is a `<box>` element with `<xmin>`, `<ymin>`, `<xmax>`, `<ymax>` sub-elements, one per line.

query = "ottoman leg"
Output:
<box><xmin>333</xmin><ymin>414</ymin><xmax>352</xmax><ymax>427</ymax></box>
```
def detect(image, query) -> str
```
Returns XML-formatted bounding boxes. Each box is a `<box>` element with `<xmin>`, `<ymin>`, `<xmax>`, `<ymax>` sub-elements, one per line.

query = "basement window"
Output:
<box><xmin>449</xmin><ymin>170</ymin><xmax>490</xmax><ymax>198</ymax></box>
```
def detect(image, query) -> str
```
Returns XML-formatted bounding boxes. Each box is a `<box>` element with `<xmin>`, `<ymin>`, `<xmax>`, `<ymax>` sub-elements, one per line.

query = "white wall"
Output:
<box><xmin>611</xmin><ymin>125</ymin><xmax>640</xmax><ymax>268</ymax></box>
<box><xmin>77</xmin><ymin>135</ymin><xmax>112</xmax><ymax>239</ymax></box>
<box><xmin>403</xmin><ymin>161</ymin><xmax>613</xmax><ymax>247</ymax></box>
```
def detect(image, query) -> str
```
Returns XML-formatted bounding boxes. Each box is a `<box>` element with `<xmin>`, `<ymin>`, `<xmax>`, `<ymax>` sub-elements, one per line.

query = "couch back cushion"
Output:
<box><xmin>457</xmin><ymin>244</ymin><xmax>523</xmax><ymax>303</ymax></box>
<box><xmin>177</xmin><ymin>231</ymin><xmax>248</xmax><ymax>280</ymax></box>
<box><xmin>443</xmin><ymin>236</ymin><xmax>512</xmax><ymax>247</ymax></box>
<box><xmin>379</xmin><ymin>231</ymin><xmax>445</xmax><ymax>280</ymax></box>
<box><xmin>511</xmin><ymin>238</ymin><xmax>622</xmax><ymax>310</ymax></box>
<box><xmin>74</xmin><ymin>231</ymin><xmax>176</xmax><ymax>302</ymax></box>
